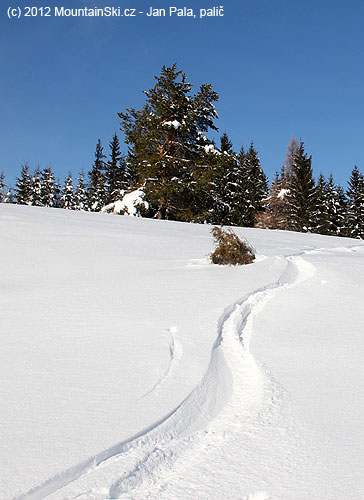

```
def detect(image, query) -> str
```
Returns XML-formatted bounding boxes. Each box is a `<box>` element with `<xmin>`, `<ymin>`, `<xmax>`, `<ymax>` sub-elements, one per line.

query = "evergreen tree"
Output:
<box><xmin>287</xmin><ymin>142</ymin><xmax>317</xmax><ymax>232</ymax></box>
<box><xmin>346</xmin><ymin>166</ymin><xmax>364</xmax><ymax>239</ymax></box>
<box><xmin>326</xmin><ymin>175</ymin><xmax>347</xmax><ymax>236</ymax></box>
<box><xmin>106</xmin><ymin>133</ymin><xmax>133</xmax><ymax>203</ymax></box>
<box><xmin>61</xmin><ymin>172</ymin><xmax>75</xmax><ymax>209</ymax></box>
<box><xmin>15</xmin><ymin>163</ymin><xmax>33</xmax><ymax>205</ymax></box>
<box><xmin>41</xmin><ymin>167</ymin><xmax>56</xmax><ymax>207</ymax></box>
<box><xmin>244</xmin><ymin>142</ymin><xmax>268</xmax><ymax>226</ymax></box>
<box><xmin>119</xmin><ymin>63</ymin><xmax>219</xmax><ymax>220</ymax></box>
<box><xmin>202</xmin><ymin>133</ymin><xmax>238</xmax><ymax>224</ymax></box>
<box><xmin>4</xmin><ymin>186</ymin><xmax>15</xmax><ymax>204</ymax></box>
<box><xmin>312</xmin><ymin>173</ymin><xmax>329</xmax><ymax>234</ymax></box>
<box><xmin>227</xmin><ymin>145</ymin><xmax>250</xmax><ymax>226</ymax></box>
<box><xmin>88</xmin><ymin>139</ymin><xmax>107</xmax><ymax>211</ymax></box>
<box><xmin>255</xmin><ymin>172</ymin><xmax>289</xmax><ymax>229</ymax></box>
<box><xmin>0</xmin><ymin>171</ymin><xmax>5</xmax><ymax>202</ymax></box>
<box><xmin>74</xmin><ymin>171</ymin><xmax>88</xmax><ymax>210</ymax></box>
<box><xmin>31</xmin><ymin>166</ymin><xmax>43</xmax><ymax>206</ymax></box>
<box><xmin>220</xmin><ymin>132</ymin><xmax>233</xmax><ymax>154</ymax></box>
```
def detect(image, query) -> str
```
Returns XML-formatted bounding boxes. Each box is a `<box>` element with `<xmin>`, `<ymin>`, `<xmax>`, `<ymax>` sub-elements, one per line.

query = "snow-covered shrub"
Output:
<box><xmin>210</xmin><ymin>227</ymin><xmax>255</xmax><ymax>266</ymax></box>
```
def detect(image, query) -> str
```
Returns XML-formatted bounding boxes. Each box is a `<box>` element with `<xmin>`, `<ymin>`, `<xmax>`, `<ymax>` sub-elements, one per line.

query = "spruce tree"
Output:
<box><xmin>4</xmin><ymin>187</ymin><xmax>15</xmax><ymax>204</ymax></box>
<box><xmin>203</xmin><ymin>133</ymin><xmax>238</xmax><ymax>224</ymax></box>
<box><xmin>41</xmin><ymin>167</ymin><xmax>56</xmax><ymax>207</ymax></box>
<box><xmin>0</xmin><ymin>171</ymin><xmax>5</xmax><ymax>202</ymax></box>
<box><xmin>326</xmin><ymin>175</ymin><xmax>347</xmax><ymax>236</ymax></box>
<box><xmin>106</xmin><ymin>133</ymin><xmax>133</xmax><ymax>203</ymax></box>
<box><xmin>312</xmin><ymin>173</ymin><xmax>329</xmax><ymax>235</ymax></box>
<box><xmin>74</xmin><ymin>171</ymin><xmax>88</xmax><ymax>211</ymax></box>
<box><xmin>227</xmin><ymin>146</ymin><xmax>250</xmax><ymax>226</ymax></box>
<box><xmin>287</xmin><ymin>142</ymin><xmax>317</xmax><ymax>232</ymax></box>
<box><xmin>31</xmin><ymin>166</ymin><xmax>43</xmax><ymax>206</ymax></box>
<box><xmin>61</xmin><ymin>172</ymin><xmax>75</xmax><ymax>209</ymax></box>
<box><xmin>15</xmin><ymin>163</ymin><xmax>33</xmax><ymax>205</ymax></box>
<box><xmin>119</xmin><ymin>63</ymin><xmax>219</xmax><ymax>220</ymax></box>
<box><xmin>346</xmin><ymin>166</ymin><xmax>364</xmax><ymax>239</ymax></box>
<box><xmin>88</xmin><ymin>139</ymin><xmax>107</xmax><ymax>211</ymax></box>
<box><xmin>244</xmin><ymin>142</ymin><xmax>268</xmax><ymax>227</ymax></box>
<box><xmin>255</xmin><ymin>172</ymin><xmax>288</xmax><ymax>229</ymax></box>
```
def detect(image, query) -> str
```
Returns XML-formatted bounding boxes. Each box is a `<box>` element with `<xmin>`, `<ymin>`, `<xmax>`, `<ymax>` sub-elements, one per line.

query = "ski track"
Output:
<box><xmin>16</xmin><ymin>246</ymin><xmax>352</xmax><ymax>500</ymax></box>
<box><xmin>139</xmin><ymin>327</ymin><xmax>183</xmax><ymax>400</ymax></box>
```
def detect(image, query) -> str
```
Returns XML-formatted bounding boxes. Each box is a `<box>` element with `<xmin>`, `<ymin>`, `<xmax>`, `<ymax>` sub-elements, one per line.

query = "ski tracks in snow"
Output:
<box><xmin>139</xmin><ymin>326</ymin><xmax>183</xmax><ymax>399</ymax></box>
<box><xmin>15</xmin><ymin>252</ymin><xmax>318</xmax><ymax>500</ymax></box>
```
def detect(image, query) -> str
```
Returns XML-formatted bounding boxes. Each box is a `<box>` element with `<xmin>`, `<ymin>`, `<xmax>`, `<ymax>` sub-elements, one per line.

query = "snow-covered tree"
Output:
<box><xmin>74</xmin><ymin>171</ymin><xmax>88</xmax><ymax>211</ymax></box>
<box><xmin>326</xmin><ymin>175</ymin><xmax>347</xmax><ymax>236</ymax></box>
<box><xmin>255</xmin><ymin>172</ymin><xmax>289</xmax><ymax>229</ymax></box>
<box><xmin>346</xmin><ymin>166</ymin><xmax>364</xmax><ymax>239</ymax></box>
<box><xmin>3</xmin><ymin>186</ymin><xmax>15</xmax><ymax>204</ymax></box>
<box><xmin>226</xmin><ymin>145</ymin><xmax>250</xmax><ymax>226</ymax></box>
<box><xmin>119</xmin><ymin>63</ymin><xmax>219</xmax><ymax>220</ymax></box>
<box><xmin>15</xmin><ymin>163</ymin><xmax>33</xmax><ymax>205</ymax></box>
<box><xmin>312</xmin><ymin>173</ymin><xmax>329</xmax><ymax>235</ymax></box>
<box><xmin>88</xmin><ymin>139</ymin><xmax>107</xmax><ymax>212</ymax></box>
<box><xmin>198</xmin><ymin>133</ymin><xmax>238</xmax><ymax>225</ymax></box>
<box><xmin>31</xmin><ymin>166</ymin><xmax>43</xmax><ymax>206</ymax></box>
<box><xmin>0</xmin><ymin>171</ymin><xmax>5</xmax><ymax>202</ymax></box>
<box><xmin>244</xmin><ymin>142</ymin><xmax>268</xmax><ymax>227</ymax></box>
<box><xmin>61</xmin><ymin>172</ymin><xmax>75</xmax><ymax>209</ymax></box>
<box><xmin>41</xmin><ymin>167</ymin><xmax>56</xmax><ymax>207</ymax></box>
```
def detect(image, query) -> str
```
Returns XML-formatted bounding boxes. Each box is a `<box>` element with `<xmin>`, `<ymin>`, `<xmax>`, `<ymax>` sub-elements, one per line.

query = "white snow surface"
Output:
<box><xmin>1</xmin><ymin>204</ymin><xmax>364</xmax><ymax>500</ymax></box>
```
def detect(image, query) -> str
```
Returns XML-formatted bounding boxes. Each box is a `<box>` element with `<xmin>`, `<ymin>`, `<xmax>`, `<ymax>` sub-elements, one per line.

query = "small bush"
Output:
<box><xmin>210</xmin><ymin>227</ymin><xmax>255</xmax><ymax>266</ymax></box>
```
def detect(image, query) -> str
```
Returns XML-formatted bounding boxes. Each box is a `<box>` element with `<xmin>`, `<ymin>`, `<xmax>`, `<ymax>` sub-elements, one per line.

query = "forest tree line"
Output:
<box><xmin>1</xmin><ymin>64</ymin><xmax>364</xmax><ymax>239</ymax></box>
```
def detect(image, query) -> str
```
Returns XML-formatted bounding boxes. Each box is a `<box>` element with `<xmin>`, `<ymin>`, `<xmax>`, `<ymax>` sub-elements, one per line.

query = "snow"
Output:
<box><xmin>162</xmin><ymin>120</ymin><xmax>181</xmax><ymax>129</ymax></box>
<box><xmin>277</xmin><ymin>188</ymin><xmax>289</xmax><ymax>198</ymax></box>
<box><xmin>101</xmin><ymin>189</ymin><xmax>148</xmax><ymax>216</ymax></box>
<box><xmin>1</xmin><ymin>204</ymin><xmax>364</xmax><ymax>499</ymax></box>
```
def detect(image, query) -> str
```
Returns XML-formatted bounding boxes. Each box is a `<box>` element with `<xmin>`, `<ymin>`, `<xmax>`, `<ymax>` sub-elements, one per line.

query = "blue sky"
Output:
<box><xmin>1</xmin><ymin>0</ymin><xmax>364</xmax><ymax>188</ymax></box>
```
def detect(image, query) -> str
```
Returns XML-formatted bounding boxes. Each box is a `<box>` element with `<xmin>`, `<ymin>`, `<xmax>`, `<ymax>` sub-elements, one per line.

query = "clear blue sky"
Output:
<box><xmin>1</xmin><ymin>0</ymin><xmax>364</xmax><ymax>188</ymax></box>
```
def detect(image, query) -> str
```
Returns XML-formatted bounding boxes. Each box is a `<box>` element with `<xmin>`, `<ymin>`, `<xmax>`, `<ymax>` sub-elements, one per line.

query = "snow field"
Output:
<box><xmin>1</xmin><ymin>204</ymin><xmax>364</xmax><ymax>499</ymax></box>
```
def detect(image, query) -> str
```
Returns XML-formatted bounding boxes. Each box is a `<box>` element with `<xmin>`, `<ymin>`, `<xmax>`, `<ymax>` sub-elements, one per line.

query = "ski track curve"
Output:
<box><xmin>15</xmin><ymin>250</ymin><xmax>321</xmax><ymax>500</ymax></box>
<box><xmin>139</xmin><ymin>327</ymin><xmax>183</xmax><ymax>400</ymax></box>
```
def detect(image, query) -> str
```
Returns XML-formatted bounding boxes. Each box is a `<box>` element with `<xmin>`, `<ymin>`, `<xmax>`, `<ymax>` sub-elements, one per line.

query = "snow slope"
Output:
<box><xmin>1</xmin><ymin>204</ymin><xmax>364</xmax><ymax>500</ymax></box>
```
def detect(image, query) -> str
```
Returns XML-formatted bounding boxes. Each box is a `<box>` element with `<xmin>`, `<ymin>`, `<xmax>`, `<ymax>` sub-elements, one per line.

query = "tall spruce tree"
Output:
<box><xmin>74</xmin><ymin>171</ymin><xmax>88</xmax><ymax>211</ymax></box>
<box><xmin>326</xmin><ymin>175</ymin><xmax>347</xmax><ymax>236</ymax></box>
<box><xmin>88</xmin><ymin>139</ymin><xmax>107</xmax><ymax>211</ymax></box>
<box><xmin>61</xmin><ymin>172</ymin><xmax>75</xmax><ymax>209</ymax></box>
<box><xmin>15</xmin><ymin>163</ymin><xmax>33</xmax><ymax>205</ymax></box>
<box><xmin>106</xmin><ymin>133</ymin><xmax>133</xmax><ymax>203</ymax></box>
<box><xmin>346</xmin><ymin>166</ymin><xmax>364</xmax><ymax>239</ymax></box>
<box><xmin>0</xmin><ymin>172</ymin><xmax>5</xmax><ymax>202</ymax></box>
<box><xmin>119</xmin><ymin>63</ymin><xmax>219</xmax><ymax>220</ymax></box>
<box><xmin>244</xmin><ymin>142</ymin><xmax>268</xmax><ymax>227</ymax></box>
<box><xmin>203</xmin><ymin>133</ymin><xmax>238</xmax><ymax>224</ymax></box>
<box><xmin>31</xmin><ymin>166</ymin><xmax>43</xmax><ymax>206</ymax></box>
<box><xmin>41</xmin><ymin>167</ymin><xmax>56</xmax><ymax>207</ymax></box>
<box><xmin>226</xmin><ymin>146</ymin><xmax>250</xmax><ymax>226</ymax></box>
<box><xmin>312</xmin><ymin>173</ymin><xmax>329</xmax><ymax>235</ymax></box>
<box><xmin>287</xmin><ymin>142</ymin><xmax>316</xmax><ymax>232</ymax></box>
